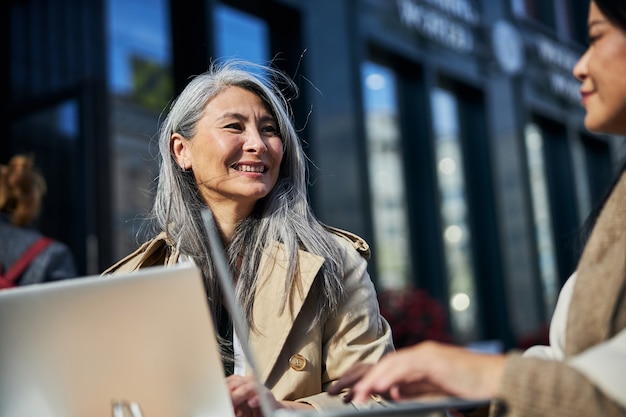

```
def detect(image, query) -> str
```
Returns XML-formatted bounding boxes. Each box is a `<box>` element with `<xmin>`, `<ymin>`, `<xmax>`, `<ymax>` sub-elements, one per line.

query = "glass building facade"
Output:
<box><xmin>4</xmin><ymin>0</ymin><xmax>624</xmax><ymax>349</ymax></box>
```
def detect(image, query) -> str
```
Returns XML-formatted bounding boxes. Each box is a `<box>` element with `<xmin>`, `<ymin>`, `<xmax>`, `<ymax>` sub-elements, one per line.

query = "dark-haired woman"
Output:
<box><xmin>329</xmin><ymin>1</ymin><xmax>626</xmax><ymax>416</ymax></box>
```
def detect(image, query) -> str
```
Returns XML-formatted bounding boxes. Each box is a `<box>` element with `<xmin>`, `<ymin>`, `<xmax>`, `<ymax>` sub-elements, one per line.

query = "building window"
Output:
<box><xmin>106</xmin><ymin>0</ymin><xmax>173</xmax><ymax>261</ymax></box>
<box><xmin>524</xmin><ymin>123</ymin><xmax>559</xmax><ymax>317</ymax></box>
<box><xmin>214</xmin><ymin>5</ymin><xmax>269</xmax><ymax>64</ymax></box>
<box><xmin>361</xmin><ymin>61</ymin><xmax>412</xmax><ymax>290</ymax></box>
<box><xmin>431</xmin><ymin>87</ymin><xmax>478</xmax><ymax>342</ymax></box>
<box><xmin>107</xmin><ymin>0</ymin><xmax>173</xmax><ymax>101</ymax></box>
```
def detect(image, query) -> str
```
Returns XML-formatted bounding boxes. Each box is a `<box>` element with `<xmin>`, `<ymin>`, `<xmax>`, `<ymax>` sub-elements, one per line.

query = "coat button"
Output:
<box><xmin>289</xmin><ymin>354</ymin><xmax>307</xmax><ymax>371</ymax></box>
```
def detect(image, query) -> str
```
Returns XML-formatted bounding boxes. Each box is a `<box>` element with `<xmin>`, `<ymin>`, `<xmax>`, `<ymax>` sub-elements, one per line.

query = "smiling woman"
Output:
<box><xmin>102</xmin><ymin>59</ymin><xmax>394</xmax><ymax>416</ymax></box>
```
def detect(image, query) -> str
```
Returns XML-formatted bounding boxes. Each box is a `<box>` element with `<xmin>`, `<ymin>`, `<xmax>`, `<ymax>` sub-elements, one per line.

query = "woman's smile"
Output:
<box><xmin>233</xmin><ymin>162</ymin><xmax>268</xmax><ymax>174</ymax></box>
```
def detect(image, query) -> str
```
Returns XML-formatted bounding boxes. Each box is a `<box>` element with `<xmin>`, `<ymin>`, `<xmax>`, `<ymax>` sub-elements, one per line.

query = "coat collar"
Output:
<box><xmin>101</xmin><ymin>231</ymin><xmax>178</xmax><ymax>274</ymax></box>
<box><xmin>249</xmin><ymin>241</ymin><xmax>324</xmax><ymax>383</ymax></box>
<box><xmin>567</xmin><ymin>170</ymin><xmax>626</xmax><ymax>354</ymax></box>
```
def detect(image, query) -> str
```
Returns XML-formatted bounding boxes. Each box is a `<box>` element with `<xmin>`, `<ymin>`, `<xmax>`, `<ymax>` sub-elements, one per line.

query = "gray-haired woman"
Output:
<box><xmin>104</xmin><ymin>60</ymin><xmax>393</xmax><ymax>415</ymax></box>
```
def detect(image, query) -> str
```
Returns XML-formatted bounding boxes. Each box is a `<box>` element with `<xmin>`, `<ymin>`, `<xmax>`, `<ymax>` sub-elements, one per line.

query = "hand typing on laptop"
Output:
<box><xmin>327</xmin><ymin>341</ymin><xmax>504</xmax><ymax>404</ymax></box>
<box><xmin>227</xmin><ymin>374</ymin><xmax>315</xmax><ymax>416</ymax></box>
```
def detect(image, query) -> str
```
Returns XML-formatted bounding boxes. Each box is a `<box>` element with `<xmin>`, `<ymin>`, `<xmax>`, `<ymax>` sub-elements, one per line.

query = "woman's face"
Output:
<box><xmin>573</xmin><ymin>2</ymin><xmax>626</xmax><ymax>135</ymax></box>
<box><xmin>172</xmin><ymin>86</ymin><xmax>284</xmax><ymax>215</ymax></box>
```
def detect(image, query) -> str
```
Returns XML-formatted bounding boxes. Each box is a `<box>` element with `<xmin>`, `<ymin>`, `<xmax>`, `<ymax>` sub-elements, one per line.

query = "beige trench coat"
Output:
<box><xmin>103</xmin><ymin>227</ymin><xmax>394</xmax><ymax>410</ymax></box>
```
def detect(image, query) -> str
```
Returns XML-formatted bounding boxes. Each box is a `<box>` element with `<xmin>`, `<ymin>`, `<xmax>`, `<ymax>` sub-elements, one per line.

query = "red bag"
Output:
<box><xmin>0</xmin><ymin>237</ymin><xmax>53</xmax><ymax>290</ymax></box>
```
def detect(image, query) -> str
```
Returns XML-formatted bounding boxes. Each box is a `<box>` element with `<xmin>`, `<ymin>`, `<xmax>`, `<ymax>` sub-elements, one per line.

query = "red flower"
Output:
<box><xmin>378</xmin><ymin>288</ymin><xmax>451</xmax><ymax>348</ymax></box>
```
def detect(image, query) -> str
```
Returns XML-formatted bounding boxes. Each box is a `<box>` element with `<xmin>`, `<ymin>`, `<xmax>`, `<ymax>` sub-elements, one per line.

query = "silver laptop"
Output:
<box><xmin>0</xmin><ymin>264</ymin><xmax>235</xmax><ymax>417</ymax></box>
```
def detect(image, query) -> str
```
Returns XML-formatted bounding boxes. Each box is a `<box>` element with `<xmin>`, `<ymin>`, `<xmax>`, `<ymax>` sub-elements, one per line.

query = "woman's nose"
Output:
<box><xmin>573</xmin><ymin>49</ymin><xmax>589</xmax><ymax>82</ymax></box>
<box><xmin>243</xmin><ymin>130</ymin><xmax>268</xmax><ymax>153</ymax></box>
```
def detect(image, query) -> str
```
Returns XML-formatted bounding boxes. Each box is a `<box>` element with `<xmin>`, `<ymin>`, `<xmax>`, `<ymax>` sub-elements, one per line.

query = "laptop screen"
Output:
<box><xmin>0</xmin><ymin>264</ymin><xmax>235</xmax><ymax>417</ymax></box>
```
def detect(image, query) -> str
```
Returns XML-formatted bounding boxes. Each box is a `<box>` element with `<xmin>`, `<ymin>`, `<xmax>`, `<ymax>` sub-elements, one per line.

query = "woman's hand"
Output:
<box><xmin>327</xmin><ymin>341</ymin><xmax>506</xmax><ymax>404</ymax></box>
<box><xmin>226</xmin><ymin>375</ymin><xmax>314</xmax><ymax>417</ymax></box>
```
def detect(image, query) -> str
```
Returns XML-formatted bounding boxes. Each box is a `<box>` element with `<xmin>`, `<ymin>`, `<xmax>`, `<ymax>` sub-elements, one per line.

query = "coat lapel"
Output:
<box><xmin>567</xmin><ymin>171</ymin><xmax>626</xmax><ymax>354</ymax></box>
<box><xmin>248</xmin><ymin>241</ymin><xmax>324</xmax><ymax>383</ymax></box>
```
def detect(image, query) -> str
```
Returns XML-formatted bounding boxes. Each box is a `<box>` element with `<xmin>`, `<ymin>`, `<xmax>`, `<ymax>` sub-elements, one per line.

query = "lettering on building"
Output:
<box><xmin>533</xmin><ymin>35</ymin><xmax>583</xmax><ymax>104</ymax></box>
<box><xmin>534</xmin><ymin>35</ymin><xmax>580</xmax><ymax>73</ymax></box>
<box><xmin>548</xmin><ymin>72</ymin><xmax>581</xmax><ymax>104</ymax></box>
<box><xmin>396</xmin><ymin>0</ymin><xmax>478</xmax><ymax>54</ymax></box>
<box><xmin>420</xmin><ymin>0</ymin><xmax>480</xmax><ymax>25</ymax></box>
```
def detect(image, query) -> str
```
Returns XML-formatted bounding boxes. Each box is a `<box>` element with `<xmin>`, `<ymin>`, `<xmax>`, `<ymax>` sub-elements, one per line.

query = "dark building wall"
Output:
<box><xmin>300</xmin><ymin>0</ymin><xmax>371</xmax><ymax>236</ymax></box>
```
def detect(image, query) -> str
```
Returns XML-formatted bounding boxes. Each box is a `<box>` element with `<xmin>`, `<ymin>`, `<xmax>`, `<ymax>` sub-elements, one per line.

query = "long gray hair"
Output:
<box><xmin>149</xmin><ymin>60</ymin><xmax>345</xmax><ymax>348</ymax></box>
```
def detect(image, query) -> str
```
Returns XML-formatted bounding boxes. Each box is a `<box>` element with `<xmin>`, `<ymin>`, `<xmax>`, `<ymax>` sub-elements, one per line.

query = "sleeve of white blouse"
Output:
<box><xmin>523</xmin><ymin>273</ymin><xmax>577</xmax><ymax>361</ymax></box>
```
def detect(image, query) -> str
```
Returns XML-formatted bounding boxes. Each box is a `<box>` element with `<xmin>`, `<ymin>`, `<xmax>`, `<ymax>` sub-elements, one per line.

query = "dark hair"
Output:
<box><xmin>594</xmin><ymin>0</ymin><xmax>626</xmax><ymax>32</ymax></box>
<box><xmin>579</xmin><ymin>160</ymin><xmax>626</xmax><ymax>253</ymax></box>
<box><xmin>0</xmin><ymin>154</ymin><xmax>47</xmax><ymax>227</ymax></box>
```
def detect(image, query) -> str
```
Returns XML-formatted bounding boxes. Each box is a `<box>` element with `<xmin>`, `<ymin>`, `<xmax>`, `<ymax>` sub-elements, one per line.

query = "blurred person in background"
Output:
<box><xmin>0</xmin><ymin>154</ymin><xmax>77</xmax><ymax>289</ymax></box>
<box><xmin>329</xmin><ymin>0</ymin><xmax>626</xmax><ymax>416</ymax></box>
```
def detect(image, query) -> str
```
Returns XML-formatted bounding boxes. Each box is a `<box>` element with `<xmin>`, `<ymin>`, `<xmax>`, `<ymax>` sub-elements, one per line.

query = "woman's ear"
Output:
<box><xmin>171</xmin><ymin>133</ymin><xmax>190</xmax><ymax>170</ymax></box>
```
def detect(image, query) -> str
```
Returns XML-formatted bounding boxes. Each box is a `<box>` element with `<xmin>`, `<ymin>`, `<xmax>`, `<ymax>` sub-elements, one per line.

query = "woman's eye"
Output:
<box><xmin>587</xmin><ymin>34</ymin><xmax>600</xmax><ymax>46</ymax></box>
<box><xmin>225</xmin><ymin>123</ymin><xmax>243</xmax><ymax>130</ymax></box>
<box><xmin>262</xmin><ymin>125</ymin><xmax>279</xmax><ymax>136</ymax></box>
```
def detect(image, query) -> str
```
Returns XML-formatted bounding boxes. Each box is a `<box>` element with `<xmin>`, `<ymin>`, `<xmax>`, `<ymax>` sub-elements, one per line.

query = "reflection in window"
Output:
<box><xmin>15</xmin><ymin>100</ymin><xmax>79</xmax><ymax>142</ymax></box>
<box><xmin>107</xmin><ymin>0</ymin><xmax>173</xmax><ymax>104</ymax></box>
<box><xmin>361</xmin><ymin>62</ymin><xmax>412</xmax><ymax>290</ymax></box>
<box><xmin>431</xmin><ymin>88</ymin><xmax>478</xmax><ymax>342</ymax></box>
<box><xmin>57</xmin><ymin>102</ymin><xmax>79</xmax><ymax>139</ymax></box>
<box><xmin>524</xmin><ymin>123</ymin><xmax>559</xmax><ymax>317</ymax></box>
<box><xmin>106</xmin><ymin>0</ymin><xmax>173</xmax><ymax>260</ymax></box>
<box><xmin>215</xmin><ymin>5</ymin><xmax>269</xmax><ymax>65</ymax></box>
